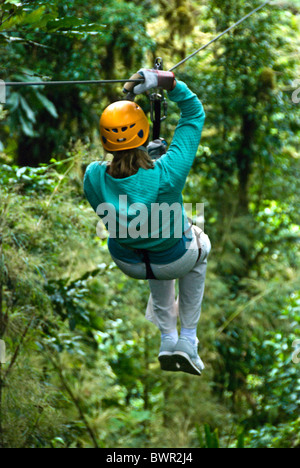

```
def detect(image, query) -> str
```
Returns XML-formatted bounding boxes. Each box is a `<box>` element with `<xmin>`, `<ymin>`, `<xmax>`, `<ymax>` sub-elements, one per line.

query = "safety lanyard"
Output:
<box><xmin>149</xmin><ymin>58</ymin><xmax>168</xmax><ymax>140</ymax></box>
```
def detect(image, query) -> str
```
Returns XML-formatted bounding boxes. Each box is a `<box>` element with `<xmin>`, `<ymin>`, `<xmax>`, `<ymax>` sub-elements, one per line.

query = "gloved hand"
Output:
<box><xmin>123</xmin><ymin>69</ymin><xmax>175</xmax><ymax>95</ymax></box>
<box><xmin>147</xmin><ymin>138</ymin><xmax>168</xmax><ymax>160</ymax></box>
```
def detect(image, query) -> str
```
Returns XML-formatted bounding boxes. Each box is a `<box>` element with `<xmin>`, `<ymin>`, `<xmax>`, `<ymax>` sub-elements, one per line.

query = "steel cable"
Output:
<box><xmin>169</xmin><ymin>1</ymin><xmax>271</xmax><ymax>72</ymax></box>
<box><xmin>3</xmin><ymin>79</ymin><xmax>143</xmax><ymax>87</ymax></box>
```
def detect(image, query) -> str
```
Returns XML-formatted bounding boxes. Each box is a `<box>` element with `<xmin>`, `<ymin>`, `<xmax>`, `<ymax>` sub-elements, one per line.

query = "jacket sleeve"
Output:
<box><xmin>156</xmin><ymin>80</ymin><xmax>205</xmax><ymax>194</ymax></box>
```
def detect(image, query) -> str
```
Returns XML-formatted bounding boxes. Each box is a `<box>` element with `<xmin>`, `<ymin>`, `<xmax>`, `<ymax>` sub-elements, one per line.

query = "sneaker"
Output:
<box><xmin>158</xmin><ymin>337</ymin><xmax>178</xmax><ymax>372</ymax></box>
<box><xmin>172</xmin><ymin>337</ymin><xmax>205</xmax><ymax>376</ymax></box>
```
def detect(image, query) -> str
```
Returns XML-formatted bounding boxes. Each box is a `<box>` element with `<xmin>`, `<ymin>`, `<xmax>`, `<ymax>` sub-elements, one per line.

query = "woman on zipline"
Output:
<box><xmin>84</xmin><ymin>69</ymin><xmax>211</xmax><ymax>376</ymax></box>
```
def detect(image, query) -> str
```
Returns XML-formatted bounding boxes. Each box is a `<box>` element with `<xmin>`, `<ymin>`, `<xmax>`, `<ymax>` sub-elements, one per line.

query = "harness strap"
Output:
<box><xmin>139</xmin><ymin>249</ymin><xmax>157</xmax><ymax>280</ymax></box>
<box><xmin>195</xmin><ymin>232</ymin><xmax>202</xmax><ymax>263</ymax></box>
<box><xmin>185</xmin><ymin>218</ymin><xmax>202</xmax><ymax>263</ymax></box>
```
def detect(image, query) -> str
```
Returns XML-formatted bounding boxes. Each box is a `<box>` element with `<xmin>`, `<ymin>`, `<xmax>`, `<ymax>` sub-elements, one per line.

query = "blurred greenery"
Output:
<box><xmin>0</xmin><ymin>0</ymin><xmax>299</xmax><ymax>449</ymax></box>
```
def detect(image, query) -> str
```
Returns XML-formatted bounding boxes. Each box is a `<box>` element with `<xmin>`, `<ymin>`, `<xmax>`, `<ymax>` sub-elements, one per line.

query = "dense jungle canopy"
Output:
<box><xmin>0</xmin><ymin>0</ymin><xmax>300</xmax><ymax>449</ymax></box>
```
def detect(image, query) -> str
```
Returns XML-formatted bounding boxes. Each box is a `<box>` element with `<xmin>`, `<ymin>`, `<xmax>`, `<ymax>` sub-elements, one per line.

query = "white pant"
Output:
<box><xmin>111</xmin><ymin>227</ymin><xmax>211</xmax><ymax>333</ymax></box>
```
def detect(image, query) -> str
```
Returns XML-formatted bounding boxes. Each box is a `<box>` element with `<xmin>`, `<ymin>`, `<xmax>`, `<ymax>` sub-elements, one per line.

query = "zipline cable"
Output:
<box><xmin>3</xmin><ymin>79</ymin><xmax>143</xmax><ymax>87</ymax></box>
<box><xmin>169</xmin><ymin>0</ymin><xmax>271</xmax><ymax>72</ymax></box>
<box><xmin>1</xmin><ymin>1</ymin><xmax>271</xmax><ymax>87</ymax></box>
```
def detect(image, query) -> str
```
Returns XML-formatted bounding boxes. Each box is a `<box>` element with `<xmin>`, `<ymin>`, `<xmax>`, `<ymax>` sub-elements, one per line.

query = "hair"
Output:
<box><xmin>106</xmin><ymin>148</ymin><xmax>154</xmax><ymax>179</ymax></box>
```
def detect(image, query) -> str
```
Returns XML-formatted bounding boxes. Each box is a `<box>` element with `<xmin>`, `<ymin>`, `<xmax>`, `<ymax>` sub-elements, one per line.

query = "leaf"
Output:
<box><xmin>46</xmin><ymin>17</ymin><xmax>85</xmax><ymax>32</ymax></box>
<box><xmin>204</xmin><ymin>424</ymin><xmax>212</xmax><ymax>448</ymax></box>
<box><xmin>21</xmin><ymin>7</ymin><xmax>46</xmax><ymax>26</ymax></box>
<box><xmin>34</xmin><ymin>12</ymin><xmax>59</xmax><ymax>30</ymax></box>
<box><xmin>20</xmin><ymin>96</ymin><xmax>36</xmax><ymax>123</ymax></box>
<box><xmin>211</xmin><ymin>429</ymin><xmax>220</xmax><ymax>449</ymax></box>
<box><xmin>19</xmin><ymin>114</ymin><xmax>36</xmax><ymax>137</ymax></box>
<box><xmin>51</xmin><ymin>437</ymin><xmax>65</xmax><ymax>446</ymax></box>
<box><xmin>16</xmin><ymin>167</ymin><xmax>27</xmax><ymax>177</ymax></box>
<box><xmin>7</xmin><ymin>92</ymin><xmax>19</xmax><ymax>112</ymax></box>
<box><xmin>69</xmin><ymin>317</ymin><xmax>76</xmax><ymax>331</ymax></box>
<box><xmin>237</xmin><ymin>431</ymin><xmax>245</xmax><ymax>449</ymax></box>
<box><xmin>204</xmin><ymin>425</ymin><xmax>220</xmax><ymax>448</ymax></box>
<box><xmin>36</xmin><ymin>93</ymin><xmax>58</xmax><ymax>118</ymax></box>
<box><xmin>13</xmin><ymin>72</ymin><xmax>44</xmax><ymax>84</ymax></box>
<box><xmin>0</xmin><ymin>6</ymin><xmax>46</xmax><ymax>30</ymax></box>
<box><xmin>195</xmin><ymin>424</ymin><xmax>206</xmax><ymax>448</ymax></box>
<box><xmin>4</xmin><ymin>0</ymin><xmax>20</xmax><ymax>5</ymax></box>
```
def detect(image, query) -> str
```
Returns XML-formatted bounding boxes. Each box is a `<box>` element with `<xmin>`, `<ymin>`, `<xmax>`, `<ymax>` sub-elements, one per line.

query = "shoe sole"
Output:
<box><xmin>158</xmin><ymin>352</ymin><xmax>179</xmax><ymax>372</ymax></box>
<box><xmin>172</xmin><ymin>351</ymin><xmax>203</xmax><ymax>376</ymax></box>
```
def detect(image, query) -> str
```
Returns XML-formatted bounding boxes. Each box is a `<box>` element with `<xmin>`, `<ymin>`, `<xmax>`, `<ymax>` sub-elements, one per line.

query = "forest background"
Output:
<box><xmin>0</xmin><ymin>0</ymin><xmax>299</xmax><ymax>448</ymax></box>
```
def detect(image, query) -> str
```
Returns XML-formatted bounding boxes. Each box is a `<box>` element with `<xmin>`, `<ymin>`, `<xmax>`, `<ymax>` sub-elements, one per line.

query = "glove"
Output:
<box><xmin>147</xmin><ymin>138</ymin><xmax>168</xmax><ymax>160</ymax></box>
<box><xmin>123</xmin><ymin>69</ymin><xmax>175</xmax><ymax>95</ymax></box>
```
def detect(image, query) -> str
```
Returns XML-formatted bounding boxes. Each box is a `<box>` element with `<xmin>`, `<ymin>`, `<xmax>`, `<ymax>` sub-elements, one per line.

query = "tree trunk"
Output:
<box><xmin>236</xmin><ymin>113</ymin><xmax>256</xmax><ymax>214</ymax></box>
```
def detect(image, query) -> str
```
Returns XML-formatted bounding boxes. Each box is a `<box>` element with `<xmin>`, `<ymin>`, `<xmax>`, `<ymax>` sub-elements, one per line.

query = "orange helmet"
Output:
<box><xmin>100</xmin><ymin>101</ymin><xmax>150</xmax><ymax>152</ymax></box>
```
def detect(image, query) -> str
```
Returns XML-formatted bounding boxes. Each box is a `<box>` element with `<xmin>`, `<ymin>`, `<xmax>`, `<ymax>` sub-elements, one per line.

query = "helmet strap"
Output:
<box><xmin>138</xmin><ymin>145</ymin><xmax>148</xmax><ymax>153</ymax></box>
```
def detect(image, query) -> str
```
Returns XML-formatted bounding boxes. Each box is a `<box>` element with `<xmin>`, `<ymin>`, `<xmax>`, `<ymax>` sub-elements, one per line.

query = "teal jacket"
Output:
<box><xmin>84</xmin><ymin>81</ymin><xmax>205</xmax><ymax>253</ymax></box>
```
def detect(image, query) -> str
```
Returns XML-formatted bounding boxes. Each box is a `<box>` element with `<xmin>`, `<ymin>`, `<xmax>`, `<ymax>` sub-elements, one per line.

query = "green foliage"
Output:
<box><xmin>196</xmin><ymin>424</ymin><xmax>220</xmax><ymax>448</ymax></box>
<box><xmin>195</xmin><ymin>423</ymin><xmax>245</xmax><ymax>448</ymax></box>
<box><xmin>246</xmin><ymin>418</ymin><xmax>300</xmax><ymax>449</ymax></box>
<box><xmin>244</xmin><ymin>294</ymin><xmax>300</xmax><ymax>441</ymax></box>
<box><xmin>0</xmin><ymin>0</ymin><xmax>300</xmax><ymax>450</ymax></box>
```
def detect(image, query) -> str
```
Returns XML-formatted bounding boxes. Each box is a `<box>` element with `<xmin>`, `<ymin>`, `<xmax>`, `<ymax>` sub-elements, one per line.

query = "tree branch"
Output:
<box><xmin>4</xmin><ymin>314</ymin><xmax>35</xmax><ymax>380</ymax></box>
<box><xmin>48</xmin><ymin>355</ymin><xmax>100</xmax><ymax>449</ymax></box>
